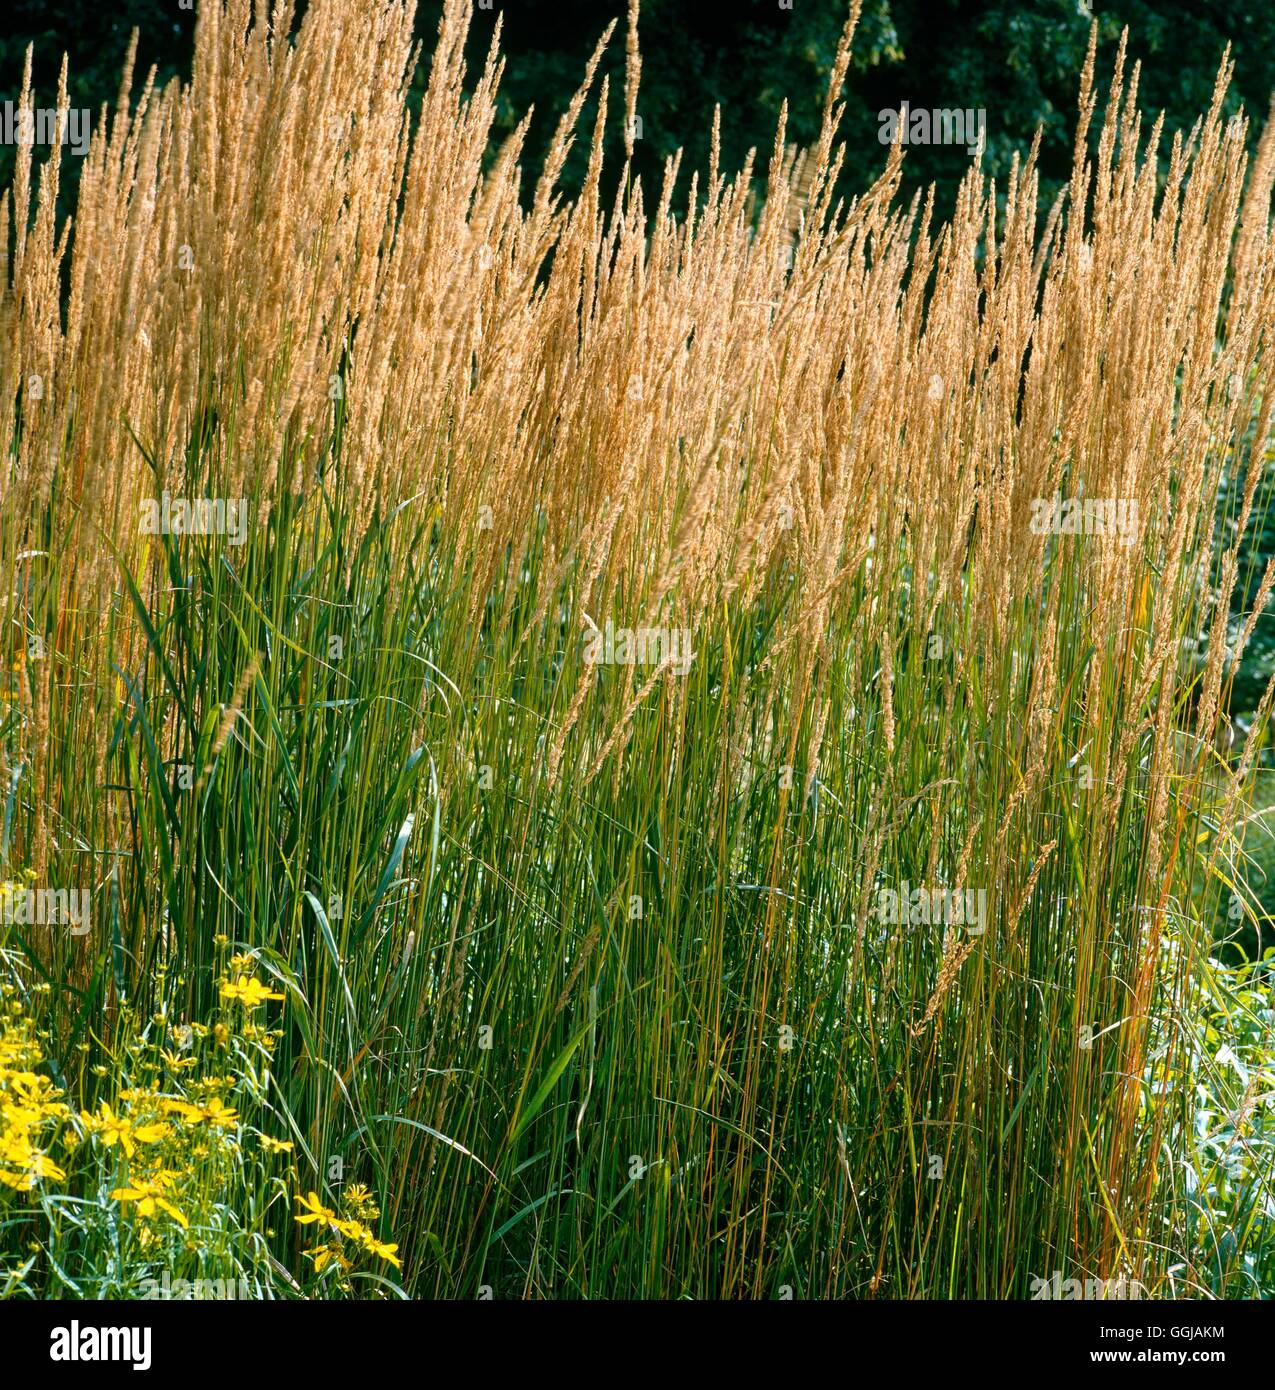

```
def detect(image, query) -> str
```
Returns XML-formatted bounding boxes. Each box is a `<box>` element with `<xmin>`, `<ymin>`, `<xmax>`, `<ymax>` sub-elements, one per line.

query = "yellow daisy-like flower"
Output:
<box><xmin>361</xmin><ymin>1234</ymin><xmax>402</xmax><ymax>1270</ymax></box>
<box><xmin>118</xmin><ymin>1085</ymin><xmax>160</xmax><ymax>1105</ymax></box>
<box><xmin>200</xmin><ymin>1097</ymin><xmax>238</xmax><ymax>1129</ymax></box>
<box><xmin>258</xmin><ymin>1134</ymin><xmax>293</xmax><ymax>1155</ymax></box>
<box><xmin>160</xmin><ymin>1098</ymin><xmax>205</xmax><ymax>1125</ymax></box>
<box><xmin>219</xmin><ymin>975</ymin><xmax>284</xmax><ymax>1009</ymax></box>
<box><xmin>80</xmin><ymin>1101</ymin><xmax>127</xmax><ymax>1149</ymax></box>
<box><xmin>7</xmin><ymin>1073</ymin><xmax>69</xmax><ymax>1119</ymax></box>
<box><xmin>295</xmin><ymin>1190</ymin><xmax>338</xmax><ymax>1225</ymax></box>
<box><xmin>304</xmin><ymin>1245</ymin><xmax>350</xmax><ymax>1273</ymax></box>
<box><xmin>110</xmin><ymin>1178</ymin><xmax>189</xmax><ymax>1228</ymax></box>
<box><xmin>0</xmin><ymin>1146</ymin><xmax>65</xmax><ymax>1191</ymax></box>
<box><xmin>80</xmin><ymin>1102</ymin><xmax>164</xmax><ymax>1158</ymax></box>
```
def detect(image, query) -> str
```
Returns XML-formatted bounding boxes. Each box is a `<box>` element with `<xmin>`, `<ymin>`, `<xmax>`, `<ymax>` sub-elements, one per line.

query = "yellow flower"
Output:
<box><xmin>158</xmin><ymin>1096</ymin><xmax>236</xmax><ymax>1128</ymax></box>
<box><xmin>258</xmin><ymin>1134</ymin><xmax>293</xmax><ymax>1155</ymax></box>
<box><xmin>304</xmin><ymin>1245</ymin><xmax>350</xmax><ymax>1273</ymax></box>
<box><xmin>6</xmin><ymin>1073</ymin><xmax>68</xmax><ymax>1118</ymax></box>
<box><xmin>0</xmin><ymin>1145</ymin><xmax>65</xmax><ymax>1191</ymax></box>
<box><xmin>111</xmin><ymin>1178</ymin><xmax>189</xmax><ymax>1227</ymax></box>
<box><xmin>81</xmin><ymin>1102</ymin><xmax>134</xmax><ymax>1157</ymax></box>
<box><xmin>200</xmin><ymin>1097</ymin><xmax>238</xmax><ymax>1129</ymax></box>
<box><xmin>79</xmin><ymin>1101</ymin><xmax>167</xmax><ymax>1155</ymax></box>
<box><xmin>362</xmin><ymin>1234</ymin><xmax>402</xmax><ymax>1270</ymax></box>
<box><xmin>160</xmin><ymin>1098</ymin><xmax>205</xmax><ymax>1125</ymax></box>
<box><xmin>295</xmin><ymin>1190</ymin><xmax>337</xmax><ymax>1225</ymax></box>
<box><xmin>118</xmin><ymin>1085</ymin><xmax>160</xmax><ymax>1105</ymax></box>
<box><xmin>219</xmin><ymin>975</ymin><xmax>284</xmax><ymax>1009</ymax></box>
<box><xmin>38</xmin><ymin>1152</ymin><xmax>68</xmax><ymax>1182</ymax></box>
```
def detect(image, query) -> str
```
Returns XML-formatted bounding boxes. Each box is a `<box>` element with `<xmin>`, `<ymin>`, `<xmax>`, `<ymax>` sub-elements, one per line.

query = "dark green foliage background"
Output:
<box><xmin>3</xmin><ymin>2</ymin><xmax>1273</xmax><ymax>215</ymax></box>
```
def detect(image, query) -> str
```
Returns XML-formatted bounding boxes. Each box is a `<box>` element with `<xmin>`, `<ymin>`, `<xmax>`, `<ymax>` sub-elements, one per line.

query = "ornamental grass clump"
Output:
<box><xmin>0</xmin><ymin>0</ymin><xmax>1273</xmax><ymax>1297</ymax></box>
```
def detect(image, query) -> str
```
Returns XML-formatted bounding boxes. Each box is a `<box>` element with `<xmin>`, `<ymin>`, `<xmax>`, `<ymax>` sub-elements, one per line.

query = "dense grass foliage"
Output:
<box><xmin>1</xmin><ymin>0</ymin><xmax>1274</xmax><ymax>1298</ymax></box>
